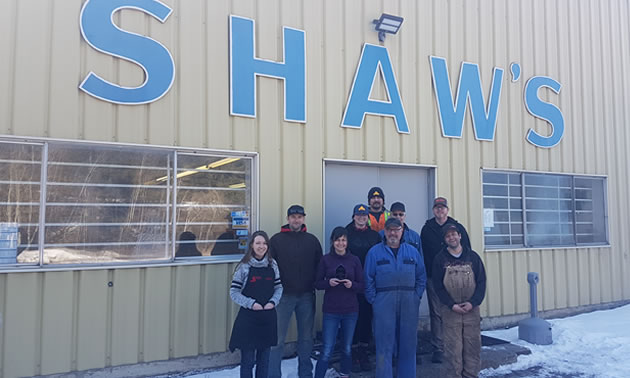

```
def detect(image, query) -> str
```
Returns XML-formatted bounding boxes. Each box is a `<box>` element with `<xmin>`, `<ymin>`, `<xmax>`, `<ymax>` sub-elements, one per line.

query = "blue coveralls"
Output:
<box><xmin>364</xmin><ymin>240</ymin><xmax>427</xmax><ymax>378</ymax></box>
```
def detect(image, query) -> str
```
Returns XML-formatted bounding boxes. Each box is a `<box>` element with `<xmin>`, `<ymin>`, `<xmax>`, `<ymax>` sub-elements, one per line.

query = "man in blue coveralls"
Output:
<box><xmin>364</xmin><ymin>217</ymin><xmax>427</xmax><ymax>377</ymax></box>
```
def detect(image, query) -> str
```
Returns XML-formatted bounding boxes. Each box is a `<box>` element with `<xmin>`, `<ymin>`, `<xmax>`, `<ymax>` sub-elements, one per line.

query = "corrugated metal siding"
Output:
<box><xmin>0</xmin><ymin>264</ymin><xmax>239</xmax><ymax>377</ymax></box>
<box><xmin>1</xmin><ymin>0</ymin><xmax>630</xmax><ymax>375</ymax></box>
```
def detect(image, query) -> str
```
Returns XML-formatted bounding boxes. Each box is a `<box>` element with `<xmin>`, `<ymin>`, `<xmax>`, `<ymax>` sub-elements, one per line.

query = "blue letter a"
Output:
<box><xmin>79</xmin><ymin>0</ymin><xmax>175</xmax><ymax>105</ymax></box>
<box><xmin>341</xmin><ymin>44</ymin><xmax>409</xmax><ymax>133</ymax></box>
<box><xmin>230</xmin><ymin>15</ymin><xmax>306</xmax><ymax>123</ymax></box>
<box><xmin>430</xmin><ymin>56</ymin><xmax>503</xmax><ymax>141</ymax></box>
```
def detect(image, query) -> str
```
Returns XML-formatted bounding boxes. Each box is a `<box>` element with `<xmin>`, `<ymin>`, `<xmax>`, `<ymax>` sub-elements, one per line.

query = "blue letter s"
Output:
<box><xmin>524</xmin><ymin>76</ymin><xmax>565</xmax><ymax>148</ymax></box>
<box><xmin>79</xmin><ymin>0</ymin><xmax>175</xmax><ymax>105</ymax></box>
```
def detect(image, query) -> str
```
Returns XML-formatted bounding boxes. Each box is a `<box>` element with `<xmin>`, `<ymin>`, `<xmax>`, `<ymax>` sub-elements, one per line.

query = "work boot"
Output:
<box><xmin>431</xmin><ymin>350</ymin><xmax>444</xmax><ymax>363</ymax></box>
<box><xmin>359</xmin><ymin>345</ymin><xmax>373</xmax><ymax>371</ymax></box>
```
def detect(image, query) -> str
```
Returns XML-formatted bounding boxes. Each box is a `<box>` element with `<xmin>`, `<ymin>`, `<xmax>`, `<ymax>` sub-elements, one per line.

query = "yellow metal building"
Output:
<box><xmin>1</xmin><ymin>0</ymin><xmax>629</xmax><ymax>377</ymax></box>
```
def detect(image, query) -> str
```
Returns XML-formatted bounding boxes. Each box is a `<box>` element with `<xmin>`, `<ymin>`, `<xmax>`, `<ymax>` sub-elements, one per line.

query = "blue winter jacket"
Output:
<box><xmin>364</xmin><ymin>240</ymin><xmax>427</xmax><ymax>304</ymax></box>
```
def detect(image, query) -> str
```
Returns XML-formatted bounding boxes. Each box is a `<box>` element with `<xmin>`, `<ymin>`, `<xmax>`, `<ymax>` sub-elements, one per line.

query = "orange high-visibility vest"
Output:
<box><xmin>368</xmin><ymin>210</ymin><xmax>390</xmax><ymax>232</ymax></box>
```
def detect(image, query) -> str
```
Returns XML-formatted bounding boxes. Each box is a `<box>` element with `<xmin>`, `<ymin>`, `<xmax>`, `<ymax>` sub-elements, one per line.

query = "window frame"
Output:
<box><xmin>481</xmin><ymin>168</ymin><xmax>609</xmax><ymax>251</ymax></box>
<box><xmin>0</xmin><ymin>136</ymin><xmax>258</xmax><ymax>271</ymax></box>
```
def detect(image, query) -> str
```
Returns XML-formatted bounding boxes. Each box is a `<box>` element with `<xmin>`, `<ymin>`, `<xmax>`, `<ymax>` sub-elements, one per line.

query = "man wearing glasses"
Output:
<box><xmin>364</xmin><ymin>218</ymin><xmax>427</xmax><ymax>377</ymax></box>
<box><xmin>379</xmin><ymin>201</ymin><xmax>422</xmax><ymax>256</ymax></box>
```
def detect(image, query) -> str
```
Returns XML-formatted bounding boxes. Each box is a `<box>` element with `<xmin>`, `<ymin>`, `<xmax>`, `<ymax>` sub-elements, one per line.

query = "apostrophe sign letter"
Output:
<box><xmin>79</xmin><ymin>0</ymin><xmax>175</xmax><ymax>105</ymax></box>
<box><xmin>341</xmin><ymin>44</ymin><xmax>409</xmax><ymax>134</ymax></box>
<box><xmin>229</xmin><ymin>15</ymin><xmax>307</xmax><ymax>123</ymax></box>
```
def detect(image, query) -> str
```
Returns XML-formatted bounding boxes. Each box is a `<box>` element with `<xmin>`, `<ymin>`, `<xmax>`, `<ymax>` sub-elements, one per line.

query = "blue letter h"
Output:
<box><xmin>230</xmin><ymin>15</ymin><xmax>306</xmax><ymax>122</ymax></box>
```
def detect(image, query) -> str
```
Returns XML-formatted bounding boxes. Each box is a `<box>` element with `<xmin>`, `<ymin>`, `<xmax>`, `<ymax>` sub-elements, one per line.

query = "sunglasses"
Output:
<box><xmin>391</xmin><ymin>212</ymin><xmax>405</xmax><ymax>216</ymax></box>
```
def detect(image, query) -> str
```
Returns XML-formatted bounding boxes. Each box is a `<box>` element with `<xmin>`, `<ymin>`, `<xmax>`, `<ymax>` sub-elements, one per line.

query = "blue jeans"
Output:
<box><xmin>269</xmin><ymin>292</ymin><xmax>316</xmax><ymax>378</ymax></box>
<box><xmin>240</xmin><ymin>347</ymin><xmax>270</xmax><ymax>378</ymax></box>
<box><xmin>314</xmin><ymin>312</ymin><xmax>358</xmax><ymax>378</ymax></box>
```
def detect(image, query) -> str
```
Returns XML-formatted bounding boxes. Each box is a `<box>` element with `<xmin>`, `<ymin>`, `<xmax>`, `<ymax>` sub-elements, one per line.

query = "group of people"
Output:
<box><xmin>228</xmin><ymin>187</ymin><xmax>487</xmax><ymax>378</ymax></box>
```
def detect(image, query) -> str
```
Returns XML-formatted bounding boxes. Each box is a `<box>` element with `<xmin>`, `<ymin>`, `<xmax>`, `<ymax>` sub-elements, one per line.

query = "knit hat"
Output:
<box><xmin>368</xmin><ymin>187</ymin><xmax>385</xmax><ymax>201</ymax></box>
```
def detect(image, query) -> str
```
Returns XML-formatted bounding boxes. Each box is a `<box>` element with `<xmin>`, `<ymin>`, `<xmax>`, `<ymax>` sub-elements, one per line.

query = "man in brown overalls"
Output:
<box><xmin>432</xmin><ymin>224</ymin><xmax>487</xmax><ymax>378</ymax></box>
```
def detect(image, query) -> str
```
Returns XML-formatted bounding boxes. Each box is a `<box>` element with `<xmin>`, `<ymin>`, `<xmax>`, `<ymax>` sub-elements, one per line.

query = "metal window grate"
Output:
<box><xmin>483</xmin><ymin>170</ymin><xmax>607</xmax><ymax>249</ymax></box>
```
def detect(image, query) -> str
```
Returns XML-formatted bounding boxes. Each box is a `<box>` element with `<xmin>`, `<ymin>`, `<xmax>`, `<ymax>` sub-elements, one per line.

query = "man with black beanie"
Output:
<box><xmin>366</xmin><ymin>186</ymin><xmax>390</xmax><ymax>232</ymax></box>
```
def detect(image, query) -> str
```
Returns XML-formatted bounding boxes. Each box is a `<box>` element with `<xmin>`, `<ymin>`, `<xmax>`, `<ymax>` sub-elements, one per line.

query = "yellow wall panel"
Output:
<box><xmin>576</xmin><ymin>249</ymin><xmax>590</xmax><ymax>306</ymax></box>
<box><xmin>540</xmin><ymin>251</ymin><xmax>555</xmax><ymax>311</ymax></box>
<box><xmin>142</xmin><ymin>268</ymin><xmax>171</xmax><ymax>362</ymax></box>
<box><xmin>177</xmin><ymin>0</ymin><xmax>206</xmax><ymax>149</ymax></box>
<box><xmin>0</xmin><ymin>0</ymin><xmax>17</xmax><ymax>136</ymax></box>
<box><xmin>498</xmin><ymin>252</ymin><xmax>516</xmax><ymax>315</ymax></box>
<box><xmin>40</xmin><ymin>272</ymin><xmax>74</xmax><ymax>375</ymax></box>
<box><xmin>76</xmin><ymin>270</ymin><xmax>108</xmax><ymax>371</ymax></box>
<box><xmin>588</xmin><ymin>249</ymin><xmax>602</xmax><ymax>304</ymax></box>
<box><xmin>552</xmin><ymin>250</ymin><xmax>568</xmax><ymax>310</ymax></box>
<box><xmin>3</xmin><ymin>274</ymin><xmax>39</xmax><ymax>378</ymax></box>
<box><xmin>172</xmin><ymin>265</ymin><xmax>201</xmax><ymax>358</ymax></box>
<box><xmin>12</xmin><ymin>0</ymin><xmax>49</xmax><ymax>138</ymax></box>
<box><xmin>205</xmin><ymin>0</ymin><xmax>231</xmax><ymax>150</ymax></box>
<box><xmin>484</xmin><ymin>254</ymin><xmax>502</xmax><ymax>317</ymax></box>
<box><xmin>48</xmin><ymin>0</ymin><xmax>82</xmax><ymax>140</ymax></box>
<box><xmin>111</xmin><ymin>269</ymin><xmax>141</xmax><ymax>366</ymax></box>
<box><xmin>514</xmin><ymin>252</ymin><xmax>529</xmax><ymax>314</ymax></box>
<box><xmin>201</xmin><ymin>264</ymin><xmax>230</xmax><ymax>354</ymax></box>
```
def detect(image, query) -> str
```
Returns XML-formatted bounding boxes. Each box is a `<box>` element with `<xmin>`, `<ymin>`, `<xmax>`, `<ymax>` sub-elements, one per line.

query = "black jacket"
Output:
<box><xmin>431</xmin><ymin>245</ymin><xmax>486</xmax><ymax>308</ymax></box>
<box><xmin>270</xmin><ymin>224</ymin><xmax>323</xmax><ymax>295</ymax></box>
<box><xmin>420</xmin><ymin>216</ymin><xmax>471</xmax><ymax>277</ymax></box>
<box><xmin>345</xmin><ymin>222</ymin><xmax>381</xmax><ymax>267</ymax></box>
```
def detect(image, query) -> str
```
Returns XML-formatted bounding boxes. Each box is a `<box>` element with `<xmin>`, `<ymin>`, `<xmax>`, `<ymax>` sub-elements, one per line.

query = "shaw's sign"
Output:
<box><xmin>79</xmin><ymin>0</ymin><xmax>564</xmax><ymax>148</ymax></box>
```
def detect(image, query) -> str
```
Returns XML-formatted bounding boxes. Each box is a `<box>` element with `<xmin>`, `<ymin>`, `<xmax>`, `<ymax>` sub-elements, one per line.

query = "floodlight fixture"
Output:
<box><xmin>372</xmin><ymin>13</ymin><xmax>404</xmax><ymax>42</ymax></box>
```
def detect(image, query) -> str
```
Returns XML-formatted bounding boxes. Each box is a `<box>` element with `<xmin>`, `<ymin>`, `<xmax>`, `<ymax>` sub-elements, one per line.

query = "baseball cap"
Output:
<box><xmin>353</xmin><ymin>204</ymin><xmax>369</xmax><ymax>216</ymax></box>
<box><xmin>287</xmin><ymin>204</ymin><xmax>306</xmax><ymax>216</ymax></box>
<box><xmin>433</xmin><ymin>197</ymin><xmax>449</xmax><ymax>208</ymax></box>
<box><xmin>390</xmin><ymin>202</ymin><xmax>406</xmax><ymax>213</ymax></box>
<box><xmin>442</xmin><ymin>223</ymin><xmax>459</xmax><ymax>236</ymax></box>
<box><xmin>368</xmin><ymin>187</ymin><xmax>385</xmax><ymax>201</ymax></box>
<box><xmin>384</xmin><ymin>218</ymin><xmax>403</xmax><ymax>229</ymax></box>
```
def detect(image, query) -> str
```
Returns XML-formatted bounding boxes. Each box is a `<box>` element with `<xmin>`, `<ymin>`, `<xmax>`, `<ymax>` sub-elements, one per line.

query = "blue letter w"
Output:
<box><xmin>430</xmin><ymin>56</ymin><xmax>503</xmax><ymax>141</ymax></box>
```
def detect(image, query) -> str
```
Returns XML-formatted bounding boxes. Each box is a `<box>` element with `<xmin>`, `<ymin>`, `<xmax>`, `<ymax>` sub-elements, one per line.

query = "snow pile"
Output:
<box><xmin>481</xmin><ymin>304</ymin><xmax>630</xmax><ymax>377</ymax></box>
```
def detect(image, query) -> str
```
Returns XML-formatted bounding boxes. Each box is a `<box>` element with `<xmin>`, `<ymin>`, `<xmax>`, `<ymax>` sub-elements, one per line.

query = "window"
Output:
<box><xmin>0</xmin><ymin>139</ymin><xmax>256</xmax><ymax>267</ymax></box>
<box><xmin>482</xmin><ymin>170</ymin><xmax>607</xmax><ymax>249</ymax></box>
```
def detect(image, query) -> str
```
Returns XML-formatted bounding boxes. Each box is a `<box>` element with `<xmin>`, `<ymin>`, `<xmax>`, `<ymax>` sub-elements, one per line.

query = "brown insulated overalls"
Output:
<box><xmin>441</xmin><ymin>262</ymin><xmax>481</xmax><ymax>378</ymax></box>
